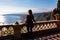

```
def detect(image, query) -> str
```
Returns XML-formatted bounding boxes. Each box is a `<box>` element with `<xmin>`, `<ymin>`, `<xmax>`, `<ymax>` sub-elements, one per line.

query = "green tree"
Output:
<box><xmin>57</xmin><ymin>0</ymin><xmax>60</xmax><ymax>14</ymax></box>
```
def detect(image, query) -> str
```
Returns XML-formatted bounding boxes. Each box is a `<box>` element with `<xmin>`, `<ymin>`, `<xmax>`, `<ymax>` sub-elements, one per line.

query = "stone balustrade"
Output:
<box><xmin>0</xmin><ymin>20</ymin><xmax>60</xmax><ymax>40</ymax></box>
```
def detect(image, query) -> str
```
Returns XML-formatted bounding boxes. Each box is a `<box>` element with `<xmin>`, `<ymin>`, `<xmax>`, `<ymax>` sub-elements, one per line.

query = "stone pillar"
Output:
<box><xmin>13</xmin><ymin>25</ymin><xmax>21</xmax><ymax>40</ymax></box>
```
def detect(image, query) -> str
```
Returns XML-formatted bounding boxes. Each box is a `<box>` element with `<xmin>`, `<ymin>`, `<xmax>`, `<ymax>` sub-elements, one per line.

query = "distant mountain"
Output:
<box><xmin>33</xmin><ymin>12</ymin><xmax>51</xmax><ymax>21</ymax></box>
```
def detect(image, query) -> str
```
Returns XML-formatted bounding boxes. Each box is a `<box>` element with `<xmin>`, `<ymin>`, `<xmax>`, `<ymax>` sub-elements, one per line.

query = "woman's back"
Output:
<box><xmin>26</xmin><ymin>15</ymin><xmax>34</xmax><ymax>24</ymax></box>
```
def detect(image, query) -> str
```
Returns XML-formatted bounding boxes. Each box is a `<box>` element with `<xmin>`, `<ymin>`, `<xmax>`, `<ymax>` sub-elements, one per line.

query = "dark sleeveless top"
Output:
<box><xmin>26</xmin><ymin>15</ymin><xmax>34</xmax><ymax>27</ymax></box>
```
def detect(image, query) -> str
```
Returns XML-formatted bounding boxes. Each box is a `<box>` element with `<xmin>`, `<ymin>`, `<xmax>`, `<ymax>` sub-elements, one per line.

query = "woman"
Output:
<box><xmin>26</xmin><ymin>9</ymin><xmax>35</xmax><ymax>33</ymax></box>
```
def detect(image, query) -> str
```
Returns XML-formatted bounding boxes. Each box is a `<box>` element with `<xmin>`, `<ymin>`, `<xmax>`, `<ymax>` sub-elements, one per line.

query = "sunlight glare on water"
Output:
<box><xmin>0</xmin><ymin>15</ymin><xmax>6</xmax><ymax>25</ymax></box>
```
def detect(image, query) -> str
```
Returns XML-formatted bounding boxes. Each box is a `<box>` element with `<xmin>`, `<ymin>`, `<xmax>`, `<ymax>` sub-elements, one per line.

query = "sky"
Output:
<box><xmin>0</xmin><ymin>0</ymin><xmax>58</xmax><ymax>14</ymax></box>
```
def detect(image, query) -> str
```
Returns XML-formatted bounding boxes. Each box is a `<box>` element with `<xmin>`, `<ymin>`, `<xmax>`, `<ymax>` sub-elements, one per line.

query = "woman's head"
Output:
<box><xmin>28</xmin><ymin>9</ymin><xmax>32</xmax><ymax>15</ymax></box>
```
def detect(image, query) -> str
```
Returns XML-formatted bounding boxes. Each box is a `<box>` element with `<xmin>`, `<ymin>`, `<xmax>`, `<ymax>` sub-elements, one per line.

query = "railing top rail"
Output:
<box><xmin>0</xmin><ymin>20</ymin><xmax>60</xmax><ymax>27</ymax></box>
<box><xmin>36</xmin><ymin>20</ymin><xmax>60</xmax><ymax>23</ymax></box>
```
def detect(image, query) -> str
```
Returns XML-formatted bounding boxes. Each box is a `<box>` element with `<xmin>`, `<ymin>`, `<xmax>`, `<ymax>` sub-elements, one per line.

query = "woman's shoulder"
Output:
<box><xmin>26</xmin><ymin>15</ymin><xmax>29</xmax><ymax>18</ymax></box>
<box><xmin>27</xmin><ymin>15</ymin><xmax>30</xmax><ymax>17</ymax></box>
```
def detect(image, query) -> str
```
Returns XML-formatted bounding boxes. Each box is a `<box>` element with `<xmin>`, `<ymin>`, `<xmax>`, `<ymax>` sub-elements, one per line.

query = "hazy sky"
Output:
<box><xmin>0</xmin><ymin>0</ymin><xmax>57</xmax><ymax>14</ymax></box>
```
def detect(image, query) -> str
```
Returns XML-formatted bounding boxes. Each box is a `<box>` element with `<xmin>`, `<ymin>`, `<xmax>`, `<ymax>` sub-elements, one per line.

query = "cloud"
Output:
<box><xmin>28</xmin><ymin>8</ymin><xmax>54</xmax><ymax>13</ymax></box>
<box><xmin>0</xmin><ymin>6</ymin><xmax>54</xmax><ymax>14</ymax></box>
<box><xmin>0</xmin><ymin>6</ymin><xmax>28</xmax><ymax>14</ymax></box>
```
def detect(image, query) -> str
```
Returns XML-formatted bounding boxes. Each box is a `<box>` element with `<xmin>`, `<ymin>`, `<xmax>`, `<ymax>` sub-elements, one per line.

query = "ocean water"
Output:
<box><xmin>0</xmin><ymin>14</ymin><xmax>27</xmax><ymax>25</ymax></box>
<box><xmin>0</xmin><ymin>13</ymin><xmax>51</xmax><ymax>25</ymax></box>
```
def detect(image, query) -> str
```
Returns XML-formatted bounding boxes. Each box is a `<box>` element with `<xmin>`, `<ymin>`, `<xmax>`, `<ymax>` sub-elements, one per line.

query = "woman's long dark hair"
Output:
<box><xmin>28</xmin><ymin>9</ymin><xmax>33</xmax><ymax>16</ymax></box>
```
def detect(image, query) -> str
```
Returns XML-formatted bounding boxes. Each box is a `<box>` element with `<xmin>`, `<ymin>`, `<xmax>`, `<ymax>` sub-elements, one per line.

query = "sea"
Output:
<box><xmin>0</xmin><ymin>12</ymin><xmax>51</xmax><ymax>25</ymax></box>
<box><xmin>0</xmin><ymin>14</ymin><xmax>27</xmax><ymax>25</ymax></box>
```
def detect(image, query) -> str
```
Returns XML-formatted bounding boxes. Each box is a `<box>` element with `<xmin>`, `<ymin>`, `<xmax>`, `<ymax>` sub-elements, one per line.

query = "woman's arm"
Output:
<box><xmin>32</xmin><ymin>15</ymin><xmax>36</xmax><ymax>22</ymax></box>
